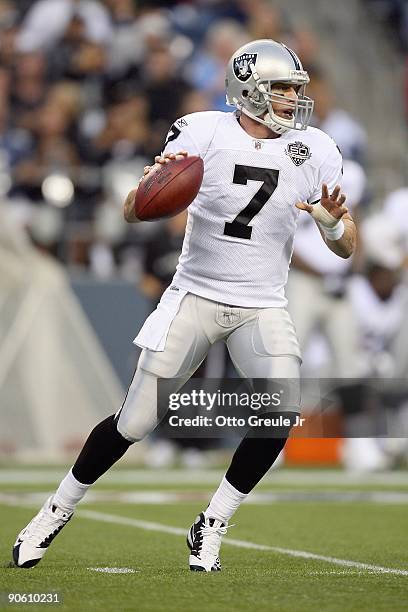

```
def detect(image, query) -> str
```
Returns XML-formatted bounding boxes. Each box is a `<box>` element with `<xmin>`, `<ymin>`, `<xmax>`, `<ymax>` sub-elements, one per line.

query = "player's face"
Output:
<box><xmin>269</xmin><ymin>83</ymin><xmax>300</xmax><ymax>121</ymax></box>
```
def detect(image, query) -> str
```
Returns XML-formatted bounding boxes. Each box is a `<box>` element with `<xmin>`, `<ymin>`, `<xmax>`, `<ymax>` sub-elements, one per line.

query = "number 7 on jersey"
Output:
<box><xmin>224</xmin><ymin>165</ymin><xmax>280</xmax><ymax>240</ymax></box>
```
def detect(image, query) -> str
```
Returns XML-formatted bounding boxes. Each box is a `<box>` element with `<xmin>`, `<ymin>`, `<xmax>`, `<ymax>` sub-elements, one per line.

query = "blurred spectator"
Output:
<box><xmin>336</xmin><ymin>209</ymin><xmax>408</xmax><ymax>469</ymax></box>
<box><xmin>10</xmin><ymin>52</ymin><xmax>48</xmax><ymax>133</ymax></box>
<box><xmin>290</xmin><ymin>27</ymin><xmax>320</xmax><ymax>69</ymax></box>
<box><xmin>103</xmin><ymin>0</ymin><xmax>142</xmax><ymax>82</ymax></box>
<box><xmin>185</xmin><ymin>19</ymin><xmax>249</xmax><ymax>111</ymax></box>
<box><xmin>0</xmin><ymin>64</ymin><xmax>32</xmax><ymax>178</ymax></box>
<box><xmin>287</xmin><ymin>160</ymin><xmax>367</xmax><ymax>378</ymax></box>
<box><xmin>0</xmin><ymin>0</ymin><xmax>19</xmax><ymax>69</ymax></box>
<box><xmin>47</xmin><ymin>81</ymin><xmax>83</xmax><ymax>122</ymax></box>
<box><xmin>179</xmin><ymin>88</ymin><xmax>212</xmax><ymax>116</ymax></box>
<box><xmin>139</xmin><ymin>212</ymin><xmax>187</xmax><ymax>304</ymax></box>
<box><xmin>241</xmin><ymin>0</ymin><xmax>283</xmax><ymax>41</ymax></box>
<box><xmin>366</xmin><ymin>0</ymin><xmax>408</xmax><ymax>51</ymax></box>
<box><xmin>349</xmin><ymin>213</ymin><xmax>408</xmax><ymax>377</ymax></box>
<box><xmin>364</xmin><ymin>1</ymin><xmax>408</xmax><ymax>122</ymax></box>
<box><xmin>13</xmin><ymin>98</ymin><xmax>80</xmax><ymax>201</ymax></box>
<box><xmin>104</xmin><ymin>0</ymin><xmax>136</xmax><ymax>24</ymax></box>
<box><xmin>0</xmin><ymin>0</ymin><xmax>17</xmax><ymax>30</ymax></box>
<box><xmin>47</xmin><ymin>14</ymin><xmax>107</xmax><ymax>83</ymax></box>
<box><xmin>0</xmin><ymin>65</ymin><xmax>9</xmax><ymax>103</ymax></box>
<box><xmin>170</xmin><ymin>0</ymin><xmax>247</xmax><ymax>47</ymax></box>
<box><xmin>383</xmin><ymin>187</ymin><xmax>408</xmax><ymax>259</ymax></box>
<box><xmin>27</xmin><ymin>204</ymin><xmax>64</xmax><ymax>258</ymax></box>
<box><xmin>239</xmin><ymin>0</ymin><xmax>318</xmax><ymax>66</ymax></box>
<box><xmin>10</xmin><ymin>81</ymin><xmax>86</xmax><ymax>217</ymax></box>
<box><xmin>89</xmin><ymin>199</ymin><xmax>127</xmax><ymax>278</ymax></box>
<box><xmin>307</xmin><ymin>68</ymin><xmax>368</xmax><ymax>164</ymax></box>
<box><xmin>143</xmin><ymin>45</ymin><xmax>191</xmax><ymax>148</ymax></box>
<box><xmin>83</xmin><ymin>91</ymin><xmax>150</xmax><ymax>163</ymax></box>
<box><xmin>16</xmin><ymin>0</ymin><xmax>113</xmax><ymax>53</ymax></box>
<box><xmin>137</xmin><ymin>10</ymin><xmax>172</xmax><ymax>53</ymax></box>
<box><xmin>0</xmin><ymin>98</ymin><xmax>32</xmax><ymax>175</ymax></box>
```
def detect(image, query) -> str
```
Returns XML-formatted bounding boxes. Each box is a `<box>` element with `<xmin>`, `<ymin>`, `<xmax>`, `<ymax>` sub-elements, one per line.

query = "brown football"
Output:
<box><xmin>134</xmin><ymin>156</ymin><xmax>204</xmax><ymax>221</ymax></box>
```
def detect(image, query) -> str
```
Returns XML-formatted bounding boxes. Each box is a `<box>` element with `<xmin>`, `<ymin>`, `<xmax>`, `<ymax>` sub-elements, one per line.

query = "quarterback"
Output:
<box><xmin>12</xmin><ymin>40</ymin><xmax>355</xmax><ymax>572</ymax></box>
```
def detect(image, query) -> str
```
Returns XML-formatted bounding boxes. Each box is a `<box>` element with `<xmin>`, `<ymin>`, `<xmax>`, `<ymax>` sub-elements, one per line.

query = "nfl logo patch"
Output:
<box><xmin>285</xmin><ymin>141</ymin><xmax>312</xmax><ymax>166</ymax></box>
<box><xmin>254</xmin><ymin>140</ymin><xmax>262</xmax><ymax>150</ymax></box>
<box><xmin>233</xmin><ymin>53</ymin><xmax>258</xmax><ymax>82</ymax></box>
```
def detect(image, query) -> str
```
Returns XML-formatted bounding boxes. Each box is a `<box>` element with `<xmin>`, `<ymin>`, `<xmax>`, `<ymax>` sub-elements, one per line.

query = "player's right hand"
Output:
<box><xmin>141</xmin><ymin>151</ymin><xmax>188</xmax><ymax>181</ymax></box>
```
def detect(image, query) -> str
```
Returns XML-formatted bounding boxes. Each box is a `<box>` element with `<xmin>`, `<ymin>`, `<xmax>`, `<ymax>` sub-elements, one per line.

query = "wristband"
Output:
<box><xmin>309</xmin><ymin>201</ymin><xmax>345</xmax><ymax>241</ymax></box>
<box><xmin>319</xmin><ymin>219</ymin><xmax>345</xmax><ymax>241</ymax></box>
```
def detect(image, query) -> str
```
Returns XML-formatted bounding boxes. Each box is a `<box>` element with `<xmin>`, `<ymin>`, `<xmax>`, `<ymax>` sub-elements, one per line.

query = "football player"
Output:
<box><xmin>12</xmin><ymin>40</ymin><xmax>356</xmax><ymax>572</ymax></box>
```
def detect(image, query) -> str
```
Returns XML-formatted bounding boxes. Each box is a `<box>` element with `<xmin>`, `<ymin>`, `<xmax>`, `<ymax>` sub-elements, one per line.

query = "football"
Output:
<box><xmin>134</xmin><ymin>156</ymin><xmax>204</xmax><ymax>221</ymax></box>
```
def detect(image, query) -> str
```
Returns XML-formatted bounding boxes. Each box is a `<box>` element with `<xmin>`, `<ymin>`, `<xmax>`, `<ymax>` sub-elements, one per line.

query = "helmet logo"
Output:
<box><xmin>285</xmin><ymin>141</ymin><xmax>311</xmax><ymax>166</ymax></box>
<box><xmin>233</xmin><ymin>53</ymin><xmax>258</xmax><ymax>82</ymax></box>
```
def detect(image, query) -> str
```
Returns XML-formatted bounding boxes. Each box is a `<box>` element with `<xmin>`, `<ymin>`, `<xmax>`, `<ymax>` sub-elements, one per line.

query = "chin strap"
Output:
<box><xmin>240</xmin><ymin>105</ymin><xmax>290</xmax><ymax>135</ymax></box>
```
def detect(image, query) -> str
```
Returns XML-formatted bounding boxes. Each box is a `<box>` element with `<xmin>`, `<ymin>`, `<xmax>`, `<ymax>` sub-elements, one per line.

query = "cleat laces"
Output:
<box><xmin>23</xmin><ymin>503</ymin><xmax>70</xmax><ymax>547</ymax></box>
<box><xmin>197</xmin><ymin>521</ymin><xmax>233</xmax><ymax>562</ymax></box>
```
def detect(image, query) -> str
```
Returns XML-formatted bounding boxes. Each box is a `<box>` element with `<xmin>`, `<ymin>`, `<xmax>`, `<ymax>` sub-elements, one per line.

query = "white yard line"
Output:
<box><xmin>2</xmin><ymin>490</ymin><xmax>408</xmax><ymax>506</ymax></box>
<box><xmin>0</xmin><ymin>468</ymin><xmax>407</xmax><ymax>487</ymax></box>
<box><xmin>1</xmin><ymin>492</ymin><xmax>407</xmax><ymax>576</ymax></box>
<box><xmin>78</xmin><ymin>509</ymin><xmax>408</xmax><ymax>577</ymax></box>
<box><xmin>87</xmin><ymin>567</ymin><xmax>137</xmax><ymax>574</ymax></box>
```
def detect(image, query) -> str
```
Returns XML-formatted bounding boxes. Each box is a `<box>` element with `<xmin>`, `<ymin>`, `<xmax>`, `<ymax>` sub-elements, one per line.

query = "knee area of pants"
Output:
<box><xmin>116</xmin><ymin>415</ymin><xmax>147</xmax><ymax>443</ymax></box>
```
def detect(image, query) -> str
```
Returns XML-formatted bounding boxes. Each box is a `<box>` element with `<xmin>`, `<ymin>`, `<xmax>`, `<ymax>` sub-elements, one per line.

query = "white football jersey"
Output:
<box><xmin>163</xmin><ymin>111</ymin><xmax>342</xmax><ymax>307</ymax></box>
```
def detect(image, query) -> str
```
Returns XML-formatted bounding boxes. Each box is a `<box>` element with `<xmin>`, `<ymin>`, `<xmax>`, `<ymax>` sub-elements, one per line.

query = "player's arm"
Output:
<box><xmin>123</xmin><ymin>188</ymin><xmax>140</xmax><ymax>223</ymax></box>
<box><xmin>296</xmin><ymin>183</ymin><xmax>356</xmax><ymax>259</ymax></box>
<box><xmin>123</xmin><ymin>151</ymin><xmax>188</xmax><ymax>223</ymax></box>
<box><xmin>124</xmin><ymin>115</ymin><xmax>202</xmax><ymax>223</ymax></box>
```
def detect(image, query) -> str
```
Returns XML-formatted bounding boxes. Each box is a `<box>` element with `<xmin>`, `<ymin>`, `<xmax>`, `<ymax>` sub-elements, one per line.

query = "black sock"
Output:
<box><xmin>72</xmin><ymin>414</ymin><xmax>133</xmax><ymax>485</ymax></box>
<box><xmin>226</xmin><ymin>434</ymin><xmax>288</xmax><ymax>494</ymax></box>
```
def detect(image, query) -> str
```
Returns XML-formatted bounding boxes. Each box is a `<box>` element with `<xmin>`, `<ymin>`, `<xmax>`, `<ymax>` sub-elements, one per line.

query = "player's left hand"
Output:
<box><xmin>296</xmin><ymin>183</ymin><xmax>347</xmax><ymax>220</ymax></box>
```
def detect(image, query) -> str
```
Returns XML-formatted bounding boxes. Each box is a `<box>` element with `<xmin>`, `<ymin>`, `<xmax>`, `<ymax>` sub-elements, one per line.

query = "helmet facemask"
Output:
<box><xmin>238</xmin><ymin>65</ymin><xmax>314</xmax><ymax>134</ymax></box>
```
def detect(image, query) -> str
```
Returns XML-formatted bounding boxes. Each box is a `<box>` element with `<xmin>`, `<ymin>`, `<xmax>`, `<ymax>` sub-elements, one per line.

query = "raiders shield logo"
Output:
<box><xmin>233</xmin><ymin>53</ymin><xmax>258</xmax><ymax>82</ymax></box>
<box><xmin>285</xmin><ymin>141</ymin><xmax>312</xmax><ymax>166</ymax></box>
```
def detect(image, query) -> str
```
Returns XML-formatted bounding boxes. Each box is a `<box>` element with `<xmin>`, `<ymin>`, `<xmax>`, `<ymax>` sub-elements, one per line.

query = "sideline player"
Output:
<box><xmin>12</xmin><ymin>40</ymin><xmax>356</xmax><ymax>572</ymax></box>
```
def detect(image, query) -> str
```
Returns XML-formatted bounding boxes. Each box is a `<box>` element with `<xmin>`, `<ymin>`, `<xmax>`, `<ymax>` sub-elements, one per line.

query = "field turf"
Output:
<box><xmin>1</xmin><ymin>467</ymin><xmax>407</xmax><ymax>611</ymax></box>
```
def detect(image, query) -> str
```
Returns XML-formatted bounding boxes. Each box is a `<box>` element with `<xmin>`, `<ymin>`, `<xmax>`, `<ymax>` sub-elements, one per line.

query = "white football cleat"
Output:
<box><xmin>187</xmin><ymin>512</ymin><xmax>228</xmax><ymax>572</ymax></box>
<box><xmin>13</xmin><ymin>496</ymin><xmax>72</xmax><ymax>568</ymax></box>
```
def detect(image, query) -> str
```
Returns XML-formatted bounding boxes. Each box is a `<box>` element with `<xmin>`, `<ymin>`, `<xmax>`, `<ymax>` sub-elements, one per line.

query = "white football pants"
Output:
<box><xmin>117</xmin><ymin>293</ymin><xmax>301</xmax><ymax>441</ymax></box>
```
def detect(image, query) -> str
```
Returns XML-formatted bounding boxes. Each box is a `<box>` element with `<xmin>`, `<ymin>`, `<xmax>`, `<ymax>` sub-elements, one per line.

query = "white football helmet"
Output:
<box><xmin>225</xmin><ymin>39</ymin><xmax>314</xmax><ymax>134</ymax></box>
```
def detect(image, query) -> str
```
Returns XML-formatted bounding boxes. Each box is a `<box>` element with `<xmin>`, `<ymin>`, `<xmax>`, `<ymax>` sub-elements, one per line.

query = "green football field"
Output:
<box><xmin>1</xmin><ymin>467</ymin><xmax>408</xmax><ymax>611</ymax></box>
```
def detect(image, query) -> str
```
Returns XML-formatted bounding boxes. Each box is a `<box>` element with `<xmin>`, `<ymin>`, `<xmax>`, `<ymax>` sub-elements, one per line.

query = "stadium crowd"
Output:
<box><xmin>1</xmin><ymin>0</ymin><xmax>408</xmax><ymax>398</ymax></box>
<box><xmin>365</xmin><ymin>0</ymin><xmax>408</xmax><ymax>119</ymax></box>
<box><xmin>0</xmin><ymin>0</ymin><xmax>367</xmax><ymax>266</ymax></box>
